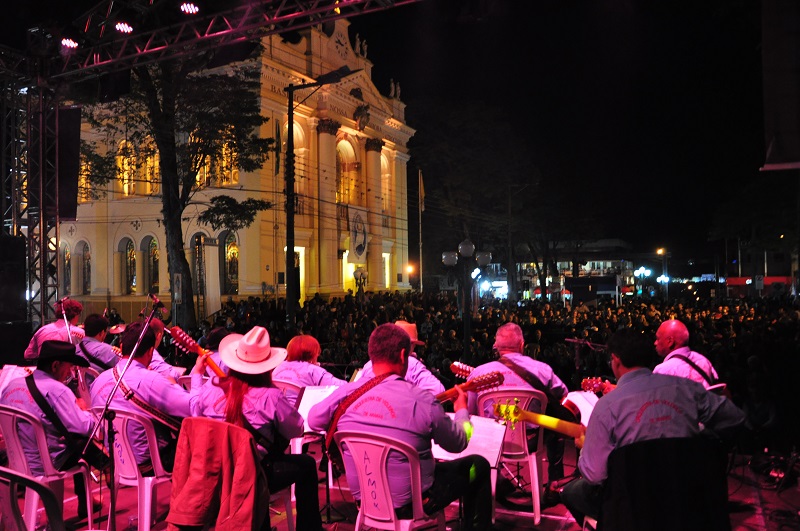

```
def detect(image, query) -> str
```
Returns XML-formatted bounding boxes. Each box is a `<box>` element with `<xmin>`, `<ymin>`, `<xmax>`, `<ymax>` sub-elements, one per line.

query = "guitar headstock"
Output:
<box><xmin>493</xmin><ymin>399</ymin><xmax>521</xmax><ymax>428</ymax></box>
<box><xmin>464</xmin><ymin>371</ymin><xmax>504</xmax><ymax>393</ymax></box>
<box><xmin>581</xmin><ymin>377</ymin><xmax>613</xmax><ymax>395</ymax></box>
<box><xmin>169</xmin><ymin>326</ymin><xmax>201</xmax><ymax>355</ymax></box>
<box><xmin>450</xmin><ymin>361</ymin><xmax>475</xmax><ymax>379</ymax></box>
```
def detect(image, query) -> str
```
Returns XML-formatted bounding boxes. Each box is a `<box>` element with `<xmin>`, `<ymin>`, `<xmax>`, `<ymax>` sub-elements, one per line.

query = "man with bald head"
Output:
<box><xmin>653</xmin><ymin>319</ymin><xmax>719</xmax><ymax>389</ymax></box>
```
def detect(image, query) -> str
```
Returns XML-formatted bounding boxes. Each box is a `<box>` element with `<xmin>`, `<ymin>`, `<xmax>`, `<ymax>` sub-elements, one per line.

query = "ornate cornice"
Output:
<box><xmin>317</xmin><ymin>118</ymin><xmax>341</xmax><ymax>136</ymax></box>
<box><xmin>365</xmin><ymin>138</ymin><xmax>385</xmax><ymax>153</ymax></box>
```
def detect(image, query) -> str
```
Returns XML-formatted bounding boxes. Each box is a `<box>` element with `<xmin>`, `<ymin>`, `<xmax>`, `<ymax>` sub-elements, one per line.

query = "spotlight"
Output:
<box><xmin>61</xmin><ymin>38</ymin><xmax>79</xmax><ymax>49</ymax></box>
<box><xmin>115</xmin><ymin>21</ymin><xmax>133</xmax><ymax>33</ymax></box>
<box><xmin>180</xmin><ymin>2</ymin><xmax>199</xmax><ymax>14</ymax></box>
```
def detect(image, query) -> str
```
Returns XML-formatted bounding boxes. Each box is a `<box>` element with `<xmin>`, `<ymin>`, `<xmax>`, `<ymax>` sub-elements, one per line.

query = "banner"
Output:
<box><xmin>349</xmin><ymin>207</ymin><xmax>368</xmax><ymax>261</ymax></box>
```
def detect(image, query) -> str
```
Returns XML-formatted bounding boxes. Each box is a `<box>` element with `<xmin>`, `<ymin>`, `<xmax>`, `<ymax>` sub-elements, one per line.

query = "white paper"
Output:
<box><xmin>432</xmin><ymin>413</ymin><xmax>506</xmax><ymax>467</ymax></box>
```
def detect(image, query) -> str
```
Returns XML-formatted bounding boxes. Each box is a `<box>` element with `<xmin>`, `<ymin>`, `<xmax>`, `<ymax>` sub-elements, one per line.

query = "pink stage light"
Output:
<box><xmin>115</xmin><ymin>21</ymin><xmax>133</xmax><ymax>34</ymax></box>
<box><xmin>180</xmin><ymin>3</ymin><xmax>199</xmax><ymax>14</ymax></box>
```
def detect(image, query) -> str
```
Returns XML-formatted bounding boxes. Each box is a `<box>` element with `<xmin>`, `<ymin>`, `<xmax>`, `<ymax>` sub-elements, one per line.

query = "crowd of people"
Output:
<box><xmin>201</xmin><ymin>290</ymin><xmax>798</xmax><ymax>455</ymax></box>
<box><xmin>1</xmin><ymin>289</ymin><xmax>796</xmax><ymax>529</ymax></box>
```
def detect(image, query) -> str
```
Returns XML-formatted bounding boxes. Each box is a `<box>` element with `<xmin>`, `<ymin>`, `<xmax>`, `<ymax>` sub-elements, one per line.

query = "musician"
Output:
<box><xmin>359</xmin><ymin>320</ymin><xmax>445</xmax><ymax>395</ymax></box>
<box><xmin>560</xmin><ymin>328</ymin><xmax>746</xmax><ymax>526</ymax></box>
<box><xmin>308</xmin><ymin>323</ymin><xmax>493</xmax><ymax>531</ymax></box>
<box><xmin>90</xmin><ymin>321</ymin><xmax>192</xmax><ymax>474</ymax></box>
<box><xmin>201</xmin><ymin>326</ymin><xmax>231</xmax><ymax>377</ymax></box>
<box><xmin>466</xmin><ymin>322</ymin><xmax>570</xmax><ymax>491</ymax></box>
<box><xmin>77</xmin><ymin>313</ymin><xmax>120</xmax><ymax>373</ymax></box>
<box><xmin>1</xmin><ymin>340</ymin><xmax>104</xmax><ymax>519</ymax></box>
<box><xmin>24</xmin><ymin>298</ymin><xmax>85</xmax><ymax>360</ymax></box>
<box><xmin>272</xmin><ymin>334</ymin><xmax>346</xmax><ymax>404</ymax></box>
<box><xmin>189</xmin><ymin>326</ymin><xmax>322</xmax><ymax>531</ymax></box>
<box><xmin>146</xmin><ymin>317</ymin><xmax>187</xmax><ymax>382</ymax></box>
<box><xmin>653</xmin><ymin>319</ymin><xmax>720</xmax><ymax>389</ymax></box>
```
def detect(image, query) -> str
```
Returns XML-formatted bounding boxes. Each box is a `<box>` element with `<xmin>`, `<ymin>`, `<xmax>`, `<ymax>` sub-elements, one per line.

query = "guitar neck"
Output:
<box><xmin>507</xmin><ymin>407</ymin><xmax>585</xmax><ymax>439</ymax></box>
<box><xmin>436</xmin><ymin>382</ymin><xmax>467</xmax><ymax>403</ymax></box>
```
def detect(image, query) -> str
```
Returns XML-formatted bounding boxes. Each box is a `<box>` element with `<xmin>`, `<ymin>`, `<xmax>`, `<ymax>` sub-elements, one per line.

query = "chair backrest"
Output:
<box><xmin>599</xmin><ymin>436</ymin><xmax>730</xmax><ymax>531</ymax></box>
<box><xmin>75</xmin><ymin>366</ymin><xmax>101</xmax><ymax>405</ymax></box>
<box><xmin>0</xmin><ymin>465</ymin><xmax>66</xmax><ymax>531</ymax></box>
<box><xmin>177</xmin><ymin>375</ymin><xmax>207</xmax><ymax>391</ymax></box>
<box><xmin>92</xmin><ymin>406</ymin><xmax>169</xmax><ymax>484</ymax></box>
<box><xmin>273</xmin><ymin>379</ymin><xmax>305</xmax><ymax>408</ymax></box>
<box><xmin>334</xmin><ymin>430</ymin><xmax>434</xmax><ymax>529</ymax></box>
<box><xmin>477</xmin><ymin>388</ymin><xmax>548</xmax><ymax>458</ymax></box>
<box><xmin>0</xmin><ymin>404</ymin><xmax>61</xmax><ymax>478</ymax></box>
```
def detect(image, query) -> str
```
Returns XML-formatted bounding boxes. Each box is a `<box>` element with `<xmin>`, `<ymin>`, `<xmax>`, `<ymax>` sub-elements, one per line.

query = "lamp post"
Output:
<box><xmin>353</xmin><ymin>267</ymin><xmax>367</xmax><ymax>309</ymax></box>
<box><xmin>284</xmin><ymin>67</ymin><xmax>359</xmax><ymax>331</ymax></box>
<box><xmin>657</xmin><ymin>247</ymin><xmax>669</xmax><ymax>301</ymax></box>
<box><xmin>442</xmin><ymin>239</ymin><xmax>491</xmax><ymax>359</ymax></box>
<box><xmin>634</xmin><ymin>266</ymin><xmax>651</xmax><ymax>297</ymax></box>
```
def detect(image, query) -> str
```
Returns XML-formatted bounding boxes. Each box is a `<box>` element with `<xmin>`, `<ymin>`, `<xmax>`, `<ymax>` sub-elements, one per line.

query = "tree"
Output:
<box><xmin>79</xmin><ymin>47</ymin><xmax>274</xmax><ymax>330</ymax></box>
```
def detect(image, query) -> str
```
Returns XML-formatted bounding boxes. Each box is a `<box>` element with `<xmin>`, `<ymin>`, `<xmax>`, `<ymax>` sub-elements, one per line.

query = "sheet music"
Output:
<box><xmin>566</xmin><ymin>390</ymin><xmax>598</xmax><ymax>427</ymax></box>
<box><xmin>432</xmin><ymin>413</ymin><xmax>506</xmax><ymax>467</ymax></box>
<box><xmin>296</xmin><ymin>385</ymin><xmax>339</xmax><ymax>432</ymax></box>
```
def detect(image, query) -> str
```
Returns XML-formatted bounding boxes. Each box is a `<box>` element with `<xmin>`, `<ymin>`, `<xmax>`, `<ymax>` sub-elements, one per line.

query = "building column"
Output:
<box><xmin>365</xmin><ymin>138</ymin><xmax>384</xmax><ymax>291</ymax></box>
<box><xmin>317</xmin><ymin>118</ymin><xmax>341</xmax><ymax>293</ymax></box>
<box><xmin>71</xmin><ymin>253</ymin><xmax>82</xmax><ymax>296</ymax></box>
<box><xmin>134</xmin><ymin>250</ymin><xmax>145</xmax><ymax>295</ymax></box>
<box><xmin>112</xmin><ymin>252</ymin><xmax>124</xmax><ymax>296</ymax></box>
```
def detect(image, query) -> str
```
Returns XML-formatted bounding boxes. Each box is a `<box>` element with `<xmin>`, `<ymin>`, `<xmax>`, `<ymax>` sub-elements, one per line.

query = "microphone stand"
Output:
<box><xmin>61</xmin><ymin>300</ymin><xmax>75</xmax><ymax>345</ymax></box>
<box><xmin>83</xmin><ymin>302</ymin><xmax>161</xmax><ymax>531</ymax></box>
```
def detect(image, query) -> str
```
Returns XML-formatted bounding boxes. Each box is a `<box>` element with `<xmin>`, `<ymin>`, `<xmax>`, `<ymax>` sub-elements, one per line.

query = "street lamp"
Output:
<box><xmin>634</xmin><ymin>266</ymin><xmax>651</xmax><ymax>297</ymax></box>
<box><xmin>442</xmin><ymin>239</ymin><xmax>491</xmax><ymax>360</ymax></box>
<box><xmin>657</xmin><ymin>247</ymin><xmax>669</xmax><ymax>301</ymax></box>
<box><xmin>353</xmin><ymin>267</ymin><xmax>367</xmax><ymax>309</ymax></box>
<box><xmin>284</xmin><ymin>66</ymin><xmax>359</xmax><ymax>331</ymax></box>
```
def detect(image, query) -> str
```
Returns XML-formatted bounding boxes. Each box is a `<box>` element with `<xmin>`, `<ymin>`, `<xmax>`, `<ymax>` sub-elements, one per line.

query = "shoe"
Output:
<box><xmin>541</xmin><ymin>486</ymin><xmax>562</xmax><ymax>508</ymax></box>
<box><xmin>77</xmin><ymin>494</ymin><xmax>102</xmax><ymax>519</ymax></box>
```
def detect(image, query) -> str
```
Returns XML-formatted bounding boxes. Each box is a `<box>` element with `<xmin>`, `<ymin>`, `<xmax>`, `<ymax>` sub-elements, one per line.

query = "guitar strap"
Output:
<box><xmin>112</xmin><ymin>367</ymin><xmax>182</xmax><ymax>433</ymax></box>
<box><xmin>324</xmin><ymin>372</ymin><xmax>393</xmax><ymax>454</ymax></box>
<box><xmin>79</xmin><ymin>341</ymin><xmax>114</xmax><ymax>371</ymax></box>
<box><xmin>670</xmin><ymin>354</ymin><xmax>716</xmax><ymax>385</ymax></box>
<box><xmin>25</xmin><ymin>374</ymin><xmax>78</xmax><ymax>449</ymax></box>
<box><xmin>496</xmin><ymin>356</ymin><xmax>577</xmax><ymax>423</ymax></box>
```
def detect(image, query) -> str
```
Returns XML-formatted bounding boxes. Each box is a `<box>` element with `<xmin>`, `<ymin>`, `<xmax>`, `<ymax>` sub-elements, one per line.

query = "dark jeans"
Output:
<box><xmin>560</xmin><ymin>476</ymin><xmax>603</xmax><ymax>526</ymax></box>
<box><xmin>395</xmin><ymin>455</ymin><xmax>492</xmax><ymax>531</ymax></box>
<box><xmin>263</xmin><ymin>452</ymin><xmax>322</xmax><ymax>531</ymax></box>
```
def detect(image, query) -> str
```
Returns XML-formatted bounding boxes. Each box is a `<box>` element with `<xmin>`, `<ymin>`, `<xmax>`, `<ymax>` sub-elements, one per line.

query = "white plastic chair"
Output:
<box><xmin>0</xmin><ymin>465</ymin><xmax>67</xmax><ymax>531</ymax></box>
<box><xmin>0</xmin><ymin>404</ymin><xmax>96</xmax><ymax>530</ymax></box>
<box><xmin>334</xmin><ymin>430</ymin><xmax>446</xmax><ymax>531</ymax></box>
<box><xmin>176</xmin><ymin>375</ymin><xmax>207</xmax><ymax>391</ymax></box>
<box><xmin>478</xmin><ymin>388</ymin><xmax>549</xmax><ymax>525</ymax></box>
<box><xmin>93</xmin><ymin>407</ymin><xmax>171</xmax><ymax>531</ymax></box>
<box><xmin>75</xmin><ymin>366</ymin><xmax>101</xmax><ymax>406</ymax></box>
<box><xmin>273</xmin><ymin>379</ymin><xmax>304</xmax><ymax>408</ymax></box>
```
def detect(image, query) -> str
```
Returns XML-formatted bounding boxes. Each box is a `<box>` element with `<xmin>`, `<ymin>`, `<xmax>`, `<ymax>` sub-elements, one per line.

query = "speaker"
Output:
<box><xmin>0</xmin><ymin>321</ymin><xmax>32</xmax><ymax>366</ymax></box>
<box><xmin>0</xmin><ymin>236</ymin><xmax>26</xmax><ymax>322</ymax></box>
<box><xmin>58</xmin><ymin>106</ymin><xmax>81</xmax><ymax>221</ymax></box>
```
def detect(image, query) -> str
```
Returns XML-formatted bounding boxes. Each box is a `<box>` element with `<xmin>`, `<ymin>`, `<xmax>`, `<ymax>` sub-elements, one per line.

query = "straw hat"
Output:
<box><xmin>394</xmin><ymin>320</ymin><xmax>424</xmax><ymax>346</ymax></box>
<box><xmin>219</xmin><ymin>326</ymin><xmax>286</xmax><ymax>374</ymax></box>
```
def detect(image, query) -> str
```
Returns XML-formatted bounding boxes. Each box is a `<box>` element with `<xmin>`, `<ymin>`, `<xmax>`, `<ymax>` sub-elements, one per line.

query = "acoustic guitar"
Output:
<box><xmin>168</xmin><ymin>326</ymin><xmax>227</xmax><ymax>378</ymax></box>
<box><xmin>435</xmin><ymin>371</ymin><xmax>505</xmax><ymax>403</ymax></box>
<box><xmin>493</xmin><ymin>400</ymin><xmax>586</xmax><ymax>443</ymax></box>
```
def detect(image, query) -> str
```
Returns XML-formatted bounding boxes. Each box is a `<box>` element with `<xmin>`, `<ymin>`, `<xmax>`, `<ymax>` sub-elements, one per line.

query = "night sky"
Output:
<box><xmin>2</xmin><ymin>0</ymin><xmax>775</xmax><ymax>271</ymax></box>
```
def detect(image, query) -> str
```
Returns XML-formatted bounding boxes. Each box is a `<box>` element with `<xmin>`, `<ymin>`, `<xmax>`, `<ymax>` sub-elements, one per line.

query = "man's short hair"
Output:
<box><xmin>148</xmin><ymin>317</ymin><xmax>165</xmax><ymax>337</ymax></box>
<box><xmin>607</xmin><ymin>328</ymin><xmax>655</xmax><ymax>369</ymax></box>
<box><xmin>54</xmin><ymin>299</ymin><xmax>83</xmax><ymax>320</ymax></box>
<box><xmin>494</xmin><ymin>322</ymin><xmax>524</xmax><ymax>352</ymax></box>
<box><xmin>368</xmin><ymin>323</ymin><xmax>411</xmax><ymax>365</ymax></box>
<box><xmin>120</xmin><ymin>321</ymin><xmax>156</xmax><ymax>358</ymax></box>
<box><xmin>83</xmin><ymin>313</ymin><xmax>110</xmax><ymax>337</ymax></box>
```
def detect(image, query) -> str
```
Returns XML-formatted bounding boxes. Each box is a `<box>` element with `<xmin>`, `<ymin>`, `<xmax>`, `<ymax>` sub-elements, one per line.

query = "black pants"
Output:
<box><xmin>560</xmin><ymin>476</ymin><xmax>603</xmax><ymax>526</ymax></box>
<box><xmin>263</xmin><ymin>452</ymin><xmax>322</xmax><ymax>531</ymax></box>
<box><xmin>396</xmin><ymin>455</ymin><xmax>492</xmax><ymax>531</ymax></box>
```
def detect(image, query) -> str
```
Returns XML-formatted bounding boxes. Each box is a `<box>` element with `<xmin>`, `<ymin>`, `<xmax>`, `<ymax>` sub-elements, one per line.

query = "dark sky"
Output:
<box><xmin>349</xmin><ymin>0</ymin><xmax>769</xmax><ymax>265</ymax></box>
<box><xmin>2</xmin><ymin>0</ymin><xmax>772</xmax><ymax>269</ymax></box>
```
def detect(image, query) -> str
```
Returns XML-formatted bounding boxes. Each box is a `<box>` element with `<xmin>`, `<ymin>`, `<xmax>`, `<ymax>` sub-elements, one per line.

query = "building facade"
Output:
<box><xmin>61</xmin><ymin>19</ymin><xmax>414</xmax><ymax>323</ymax></box>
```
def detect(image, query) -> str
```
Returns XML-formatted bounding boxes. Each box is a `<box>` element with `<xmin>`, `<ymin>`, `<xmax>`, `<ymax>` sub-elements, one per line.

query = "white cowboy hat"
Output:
<box><xmin>219</xmin><ymin>326</ymin><xmax>287</xmax><ymax>375</ymax></box>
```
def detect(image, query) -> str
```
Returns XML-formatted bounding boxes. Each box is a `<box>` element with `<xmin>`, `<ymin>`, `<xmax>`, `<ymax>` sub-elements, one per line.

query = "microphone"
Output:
<box><xmin>149</xmin><ymin>293</ymin><xmax>165</xmax><ymax>309</ymax></box>
<box><xmin>57</xmin><ymin>295</ymin><xmax>70</xmax><ymax>304</ymax></box>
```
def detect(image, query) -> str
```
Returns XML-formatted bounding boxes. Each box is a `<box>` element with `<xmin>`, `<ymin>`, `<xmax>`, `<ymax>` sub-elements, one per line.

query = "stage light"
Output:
<box><xmin>181</xmin><ymin>3</ymin><xmax>199</xmax><ymax>14</ymax></box>
<box><xmin>61</xmin><ymin>38</ymin><xmax>79</xmax><ymax>49</ymax></box>
<box><xmin>115</xmin><ymin>21</ymin><xmax>133</xmax><ymax>34</ymax></box>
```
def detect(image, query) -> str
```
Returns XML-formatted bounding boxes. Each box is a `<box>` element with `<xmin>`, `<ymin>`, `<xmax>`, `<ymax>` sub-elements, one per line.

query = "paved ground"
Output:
<box><xmin>49</xmin><ymin>440</ymin><xmax>800</xmax><ymax>531</ymax></box>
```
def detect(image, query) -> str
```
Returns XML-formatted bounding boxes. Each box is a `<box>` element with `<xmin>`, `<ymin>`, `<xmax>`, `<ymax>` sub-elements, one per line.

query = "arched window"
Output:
<box><xmin>195</xmin><ymin>138</ymin><xmax>239</xmax><ymax>187</ymax></box>
<box><xmin>117</xmin><ymin>140</ymin><xmax>136</xmax><ymax>196</ymax></box>
<box><xmin>142</xmin><ymin>141</ymin><xmax>160</xmax><ymax>195</ymax></box>
<box><xmin>125</xmin><ymin>239</ymin><xmax>136</xmax><ymax>294</ymax></box>
<box><xmin>222</xmin><ymin>232</ymin><xmax>239</xmax><ymax>295</ymax></box>
<box><xmin>81</xmin><ymin>243</ymin><xmax>91</xmax><ymax>295</ymax></box>
<box><xmin>336</xmin><ymin>141</ymin><xmax>360</xmax><ymax>205</ymax></box>
<box><xmin>149</xmin><ymin>238</ymin><xmax>159</xmax><ymax>293</ymax></box>
<box><xmin>63</xmin><ymin>245</ymin><xmax>71</xmax><ymax>296</ymax></box>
